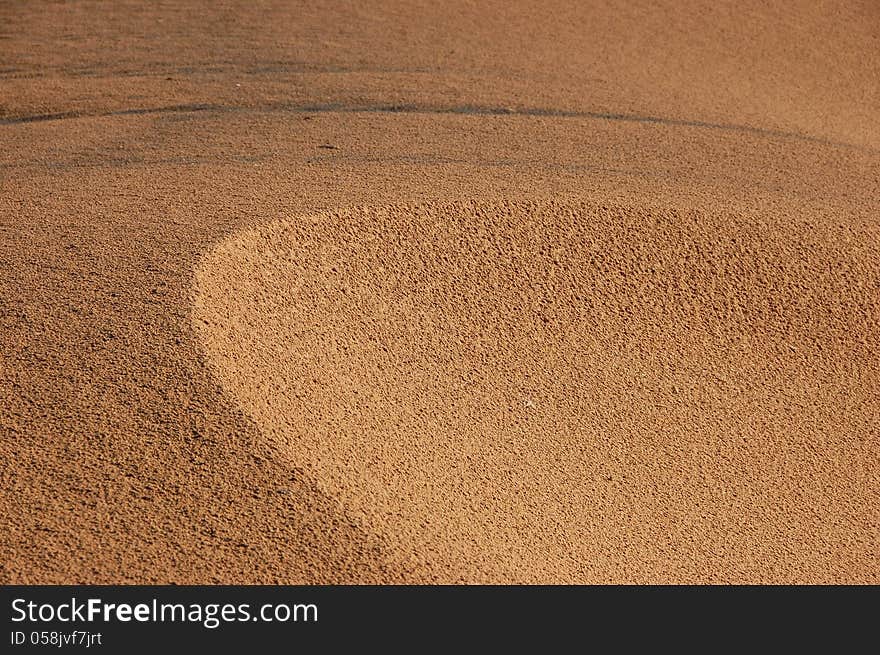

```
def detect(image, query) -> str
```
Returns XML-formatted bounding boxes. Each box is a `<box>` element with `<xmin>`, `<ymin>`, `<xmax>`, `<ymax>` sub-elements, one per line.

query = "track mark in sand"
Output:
<box><xmin>0</xmin><ymin>103</ymin><xmax>215</xmax><ymax>124</ymax></box>
<box><xmin>193</xmin><ymin>200</ymin><xmax>880</xmax><ymax>582</ymax></box>
<box><xmin>1</xmin><ymin>102</ymin><xmax>871</xmax><ymax>152</ymax></box>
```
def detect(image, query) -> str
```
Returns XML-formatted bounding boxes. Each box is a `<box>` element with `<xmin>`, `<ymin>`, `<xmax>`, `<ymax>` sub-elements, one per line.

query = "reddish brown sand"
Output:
<box><xmin>1</xmin><ymin>1</ymin><xmax>878</xmax><ymax>583</ymax></box>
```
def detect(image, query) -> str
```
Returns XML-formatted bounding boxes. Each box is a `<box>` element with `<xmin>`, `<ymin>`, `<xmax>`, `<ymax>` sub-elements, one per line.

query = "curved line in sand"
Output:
<box><xmin>1</xmin><ymin>102</ymin><xmax>872</xmax><ymax>153</ymax></box>
<box><xmin>193</xmin><ymin>199</ymin><xmax>879</xmax><ymax>582</ymax></box>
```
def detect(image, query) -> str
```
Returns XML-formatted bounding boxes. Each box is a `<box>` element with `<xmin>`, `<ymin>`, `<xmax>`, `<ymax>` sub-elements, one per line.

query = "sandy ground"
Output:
<box><xmin>1</xmin><ymin>1</ymin><xmax>878</xmax><ymax>583</ymax></box>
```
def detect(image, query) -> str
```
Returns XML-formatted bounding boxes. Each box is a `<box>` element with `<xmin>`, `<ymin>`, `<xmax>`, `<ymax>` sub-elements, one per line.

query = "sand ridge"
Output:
<box><xmin>195</xmin><ymin>200</ymin><xmax>879</xmax><ymax>583</ymax></box>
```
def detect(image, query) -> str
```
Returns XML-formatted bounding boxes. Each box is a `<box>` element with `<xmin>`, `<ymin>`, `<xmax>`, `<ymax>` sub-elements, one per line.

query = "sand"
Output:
<box><xmin>1</xmin><ymin>1</ymin><xmax>878</xmax><ymax>584</ymax></box>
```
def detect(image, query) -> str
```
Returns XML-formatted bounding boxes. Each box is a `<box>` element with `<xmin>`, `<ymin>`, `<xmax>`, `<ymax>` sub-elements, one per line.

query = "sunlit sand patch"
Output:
<box><xmin>194</xmin><ymin>200</ymin><xmax>879</xmax><ymax>583</ymax></box>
